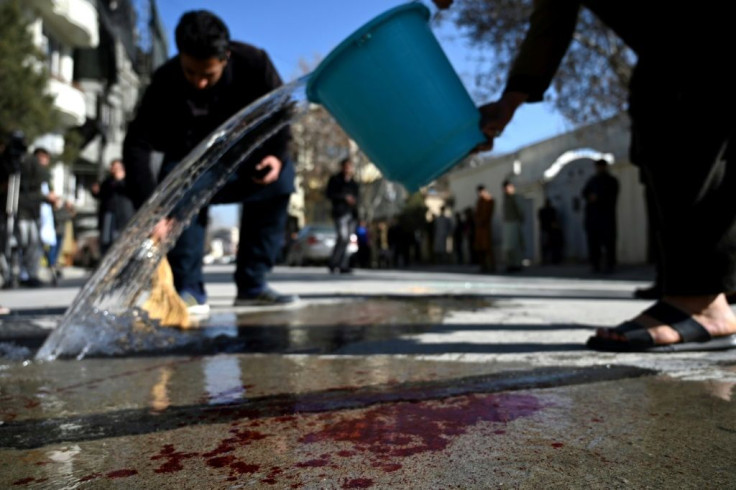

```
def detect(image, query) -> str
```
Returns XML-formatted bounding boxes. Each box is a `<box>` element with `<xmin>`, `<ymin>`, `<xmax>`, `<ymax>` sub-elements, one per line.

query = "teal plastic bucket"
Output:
<box><xmin>306</xmin><ymin>2</ymin><xmax>484</xmax><ymax>192</ymax></box>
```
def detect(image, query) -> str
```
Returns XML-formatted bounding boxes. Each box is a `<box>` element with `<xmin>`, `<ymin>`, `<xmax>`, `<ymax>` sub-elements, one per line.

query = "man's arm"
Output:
<box><xmin>122</xmin><ymin>76</ymin><xmax>168</xmax><ymax>209</ymax></box>
<box><xmin>262</xmin><ymin>50</ymin><xmax>291</xmax><ymax>161</ymax></box>
<box><xmin>504</xmin><ymin>0</ymin><xmax>580</xmax><ymax>102</ymax></box>
<box><xmin>472</xmin><ymin>0</ymin><xmax>580</xmax><ymax>150</ymax></box>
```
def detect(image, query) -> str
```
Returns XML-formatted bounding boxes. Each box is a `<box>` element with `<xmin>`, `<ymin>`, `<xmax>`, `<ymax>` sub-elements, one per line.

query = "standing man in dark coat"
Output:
<box><xmin>92</xmin><ymin>158</ymin><xmax>135</xmax><ymax>256</ymax></box>
<box><xmin>325</xmin><ymin>157</ymin><xmax>359</xmax><ymax>274</ymax></box>
<box><xmin>582</xmin><ymin>159</ymin><xmax>619</xmax><ymax>273</ymax></box>
<box><xmin>123</xmin><ymin>10</ymin><xmax>297</xmax><ymax>314</ymax></box>
<box><xmin>538</xmin><ymin>198</ymin><xmax>563</xmax><ymax>265</ymax></box>
<box><xmin>474</xmin><ymin>184</ymin><xmax>495</xmax><ymax>273</ymax></box>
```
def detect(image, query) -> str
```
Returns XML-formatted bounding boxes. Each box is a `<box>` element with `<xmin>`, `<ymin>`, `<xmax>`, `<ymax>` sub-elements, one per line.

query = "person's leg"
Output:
<box><xmin>593</xmin><ymin>62</ymin><xmax>736</xmax><ymax>348</ymax></box>
<box><xmin>48</xmin><ymin>242</ymin><xmax>59</xmax><ymax>267</ymax></box>
<box><xmin>327</xmin><ymin>218</ymin><xmax>341</xmax><ymax>271</ymax></box>
<box><xmin>634</xmin><ymin>182</ymin><xmax>664</xmax><ymax>298</ymax></box>
<box><xmin>19</xmin><ymin>219</ymin><xmax>42</xmax><ymax>284</ymax></box>
<box><xmin>329</xmin><ymin>215</ymin><xmax>351</xmax><ymax>271</ymax></box>
<box><xmin>167</xmin><ymin>207</ymin><xmax>208</xmax><ymax>303</ymax></box>
<box><xmin>586</xmin><ymin>228</ymin><xmax>601</xmax><ymax>272</ymax></box>
<box><xmin>234</xmin><ymin>194</ymin><xmax>297</xmax><ymax>304</ymax></box>
<box><xmin>338</xmin><ymin>217</ymin><xmax>355</xmax><ymax>271</ymax></box>
<box><xmin>602</xmin><ymin>222</ymin><xmax>616</xmax><ymax>273</ymax></box>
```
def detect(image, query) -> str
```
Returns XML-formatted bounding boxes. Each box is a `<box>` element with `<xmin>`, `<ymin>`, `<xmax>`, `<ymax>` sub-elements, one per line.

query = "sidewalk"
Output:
<box><xmin>1</xmin><ymin>263</ymin><xmax>734</xmax><ymax>488</ymax></box>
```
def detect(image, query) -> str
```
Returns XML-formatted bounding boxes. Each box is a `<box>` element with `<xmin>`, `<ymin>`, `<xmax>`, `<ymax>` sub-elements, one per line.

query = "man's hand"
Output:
<box><xmin>474</xmin><ymin>91</ymin><xmax>528</xmax><ymax>152</ymax></box>
<box><xmin>46</xmin><ymin>190</ymin><xmax>60</xmax><ymax>206</ymax></box>
<box><xmin>252</xmin><ymin>155</ymin><xmax>282</xmax><ymax>185</ymax></box>
<box><xmin>151</xmin><ymin>217</ymin><xmax>175</xmax><ymax>242</ymax></box>
<box><xmin>432</xmin><ymin>0</ymin><xmax>454</xmax><ymax>9</ymax></box>
<box><xmin>345</xmin><ymin>194</ymin><xmax>356</xmax><ymax>206</ymax></box>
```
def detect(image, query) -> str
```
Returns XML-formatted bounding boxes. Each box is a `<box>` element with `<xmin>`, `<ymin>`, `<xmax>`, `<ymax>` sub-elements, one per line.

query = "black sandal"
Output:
<box><xmin>586</xmin><ymin>301</ymin><xmax>736</xmax><ymax>352</ymax></box>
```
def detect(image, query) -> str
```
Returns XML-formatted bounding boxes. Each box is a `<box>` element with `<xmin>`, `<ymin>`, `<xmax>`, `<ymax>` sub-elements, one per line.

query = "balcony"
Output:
<box><xmin>30</xmin><ymin>0</ymin><xmax>99</xmax><ymax>48</ymax></box>
<box><xmin>48</xmin><ymin>78</ymin><xmax>86</xmax><ymax>127</ymax></box>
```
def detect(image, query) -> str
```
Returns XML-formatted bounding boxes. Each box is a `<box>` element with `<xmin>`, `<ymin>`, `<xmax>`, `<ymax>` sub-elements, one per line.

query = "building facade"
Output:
<box><xmin>21</xmin><ymin>0</ymin><xmax>99</xmax><ymax>199</ymax></box>
<box><xmin>446</xmin><ymin>114</ymin><xmax>648</xmax><ymax>267</ymax></box>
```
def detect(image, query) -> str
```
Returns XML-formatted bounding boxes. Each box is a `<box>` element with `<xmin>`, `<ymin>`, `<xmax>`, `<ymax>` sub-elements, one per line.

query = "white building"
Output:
<box><xmin>19</xmin><ymin>0</ymin><xmax>99</xmax><ymax>198</ymax></box>
<box><xmin>446</xmin><ymin>114</ymin><xmax>649</xmax><ymax>267</ymax></box>
<box><xmin>72</xmin><ymin>0</ymin><xmax>145</xmax><ymax>225</ymax></box>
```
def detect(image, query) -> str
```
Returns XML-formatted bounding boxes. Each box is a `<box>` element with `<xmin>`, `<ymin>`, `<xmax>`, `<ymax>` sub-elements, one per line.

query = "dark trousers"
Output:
<box><xmin>167</xmin><ymin>207</ymin><xmax>208</xmax><ymax>297</ymax></box>
<box><xmin>585</xmin><ymin>223</ymin><xmax>616</xmax><ymax>271</ymax></box>
<box><xmin>629</xmin><ymin>60</ymin><xmax>736</xmax><ymax>295</ymax></box>
<box><xmin>234</xmin><ymin>194</ymin><xmax>289</xmax><ymax>293</ymax></box>
<box><xmin>160</xmin><ymin>153</ymin><xmax>291</xmax><ymax>297</ymax></box>
<box><xmin>168</xmin><ymin>194</ymin><xmax>289</xmax><ymax>297</ymax></box>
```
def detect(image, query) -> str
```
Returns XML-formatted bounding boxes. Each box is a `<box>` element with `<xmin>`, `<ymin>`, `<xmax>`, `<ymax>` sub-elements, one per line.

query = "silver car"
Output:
<box><xmin>285</xmin><ymin>224</ymin><xmax>358</xmax><ymax>266</ymax></box>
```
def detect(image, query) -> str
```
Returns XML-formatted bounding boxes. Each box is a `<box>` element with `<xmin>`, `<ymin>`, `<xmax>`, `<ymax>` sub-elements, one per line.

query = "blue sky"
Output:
<box><xmin>153</xmin><ymin>0</ymin><xmax>570</xmax><ymax>225</ymax></box>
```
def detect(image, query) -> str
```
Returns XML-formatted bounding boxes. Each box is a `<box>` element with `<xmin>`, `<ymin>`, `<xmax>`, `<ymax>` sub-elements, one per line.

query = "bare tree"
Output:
<box><xmin>435</xmin><ymin>0</ymin><xmax>634</xmax><ymax>125</ymax></box>
<box><xmin>292</xmin><ymin>58</ymin><xmax>389</xmax><ymax>223</ymax></box>
<box><xmin>290</xmin><ymin>57</ymin><xmax>352</xmax><ymax>223</ymax></box>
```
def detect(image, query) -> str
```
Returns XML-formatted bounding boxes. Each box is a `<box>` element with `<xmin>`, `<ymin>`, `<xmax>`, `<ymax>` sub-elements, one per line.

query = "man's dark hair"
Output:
<box><xmin>502</xmin><ymin>180</ymin><xmax>511</xmax><ymax>187</ymax></box>
<box><xmin>476</xmin><ymin>184</ymin><xmax>485</xmax><ymax>191</ymax></box>
<box><xmin>33</xmin><ymin>147</ymin><xmax>49</xmax><ymax>157</ymax></box>
<box><xmin>340</xmin><ymin>157</ymin><xmax>351</xmax><ymax>167</ymax></box>
<box><xmin>595</xmin><ymin>159</ymin><xmax>608</xmax><ymax>167</ymax></box>
<box><xmin>175</xmin><ymin>10</ymin><xmax>230</xmax><ymax>60</ymax></box>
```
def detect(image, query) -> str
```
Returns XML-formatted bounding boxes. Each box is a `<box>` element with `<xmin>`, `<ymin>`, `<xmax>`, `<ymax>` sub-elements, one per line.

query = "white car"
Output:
<box><xmin>285</xmin><ymin>224</ymin><xmax>357</xmax><ymax>266</ymax></box>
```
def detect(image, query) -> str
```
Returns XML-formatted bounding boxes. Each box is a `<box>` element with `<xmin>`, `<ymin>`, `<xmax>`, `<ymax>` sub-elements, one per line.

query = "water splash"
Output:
<box><xmin>35</xmin><ymin>76</ymin><xmax>311</xmax><ymax>361</ymax></box>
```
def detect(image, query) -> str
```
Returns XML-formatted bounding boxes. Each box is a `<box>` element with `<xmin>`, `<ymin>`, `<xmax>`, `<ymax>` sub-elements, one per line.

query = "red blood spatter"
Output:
<box><xmin>78</xmin><ymin>473</ymin><xmax>102</xmax><ymax>483</ymax></box>
<box><xmin>106</xmin><ymin>469</ymin><xmax>138</xmax><ymax>478</ymax></box>
<box><xmin>275</xmin><ymin>415</ymin><xmax>298</xmax><ymax>423</ymax></box>
<box><xmin>295</xmin><ymin>456</ymin><xmax>331</xmax><ymax>468</ymax></box>
<box><xmin>203</xmin><ymin>429</ymin><xmax>269</xmax><ymax>458</ymax></box>
<box><xmin>151</xmin><ymin>444</ymin><xmax>198</xmax><ymax>473</ymax></box>
<box><xmin>299</xmin><ymin>393</ymin><xmax>545</xmax><ymax>464</ymax></box>
<box><xmin>372</xmin><ymin>462</ymin><xmax>402</xmax><ymax>472</ymax></box>
<box><xmin>551</xmin><ymin>443</ymin><xmax>564</xmax><ymax>448</ymax></box>
<box><xmin>231</xmin><ymin>462</ymin><xmax>260</xmax><ymax>475</ymax></box>
<box><xmin>206</xmin><ymin>455</ymin><xmax>260</xmax><ymax>479</ymax></box>
<box><xmin>343</xmin><ymin>478</ymin><xmax>374</xmax><ymax>488</ymax></box>
<box><xmin>1</xmin><ymin>411</ymin><xmax>18</xmax><ymax>422</ymax></box>
<box><xmin>207</xmin><ymin>455</ymin><xmax>236</xmax><ymax>468</ymax></box>
<box><xmin>12</xmin><ymin>478</ymin><xmax>35</xmax><ymax>486</ymax></box>
<box><xmin>261</xmin><ymin>465</ymin><xmax>283</xmax><ymax>484</ymax></box>
<box><xmin>203</xmin><ymin>439</ymin><xmax>237</xmax><ymax>458</ymax></box>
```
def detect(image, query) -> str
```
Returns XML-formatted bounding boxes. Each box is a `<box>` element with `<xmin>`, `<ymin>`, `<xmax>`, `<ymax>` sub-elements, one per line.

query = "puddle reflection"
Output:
<box><xmin>0</xmin><ymin>297</ymin><xmax>493</xmax><ymax>360</ymax></box>
<box><xmin>203</xmin><ymin>355</ymin><xmax>246</xmax><ymax>406</ymax></box>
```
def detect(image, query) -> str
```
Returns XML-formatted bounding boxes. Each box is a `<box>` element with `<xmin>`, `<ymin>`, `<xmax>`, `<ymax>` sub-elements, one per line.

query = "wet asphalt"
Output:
<box><xmin>1</xmin><ymin>263</ymin><xmax>735</xmax><ymax>489</ymax></box>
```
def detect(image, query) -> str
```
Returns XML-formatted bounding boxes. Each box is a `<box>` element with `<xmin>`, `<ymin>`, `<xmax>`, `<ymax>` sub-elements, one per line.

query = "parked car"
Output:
<box><xmin>285</xmin><ymin>224</ymin><xmax>357</xmax><ymax>266</ymax></box>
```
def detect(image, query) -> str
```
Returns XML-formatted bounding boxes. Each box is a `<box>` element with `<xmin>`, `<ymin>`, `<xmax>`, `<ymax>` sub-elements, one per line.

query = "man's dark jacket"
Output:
<box><xmin>123</xmin><ymin>41</ymin><xmax>293</xmax><ymax>209</ymax></box>
<box><xmin>18</xmin><ymin>155</ymin><xmax>52</xmax><ymax>220</ymax></box>
<box><xmin>94</xmin><ymin>175</ymin><xmax>135</xmax><ymax>242</ymax></box>
<box><xmin>326</xmin><ymin>172</ymin><xmax>359</xmax><ymax>219</ymax></box>
<box><xmin>582</xmin><ymin>171</ymin><xmax>619</xmax><ymax>232</ymax></box>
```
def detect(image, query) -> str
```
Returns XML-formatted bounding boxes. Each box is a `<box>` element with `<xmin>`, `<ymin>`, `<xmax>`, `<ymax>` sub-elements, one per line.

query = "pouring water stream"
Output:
<box><xmin>35</xmin><ymin>76</ymin><xmax>311</xmax><ymax>361</ymax></box>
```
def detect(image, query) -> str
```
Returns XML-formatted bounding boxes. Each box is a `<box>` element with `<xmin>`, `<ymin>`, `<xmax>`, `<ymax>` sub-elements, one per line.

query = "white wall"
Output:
<box><xmin>447</xmin><ymin>115</ymin><xmax>648</xmax><ymax>265</ymax></box>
